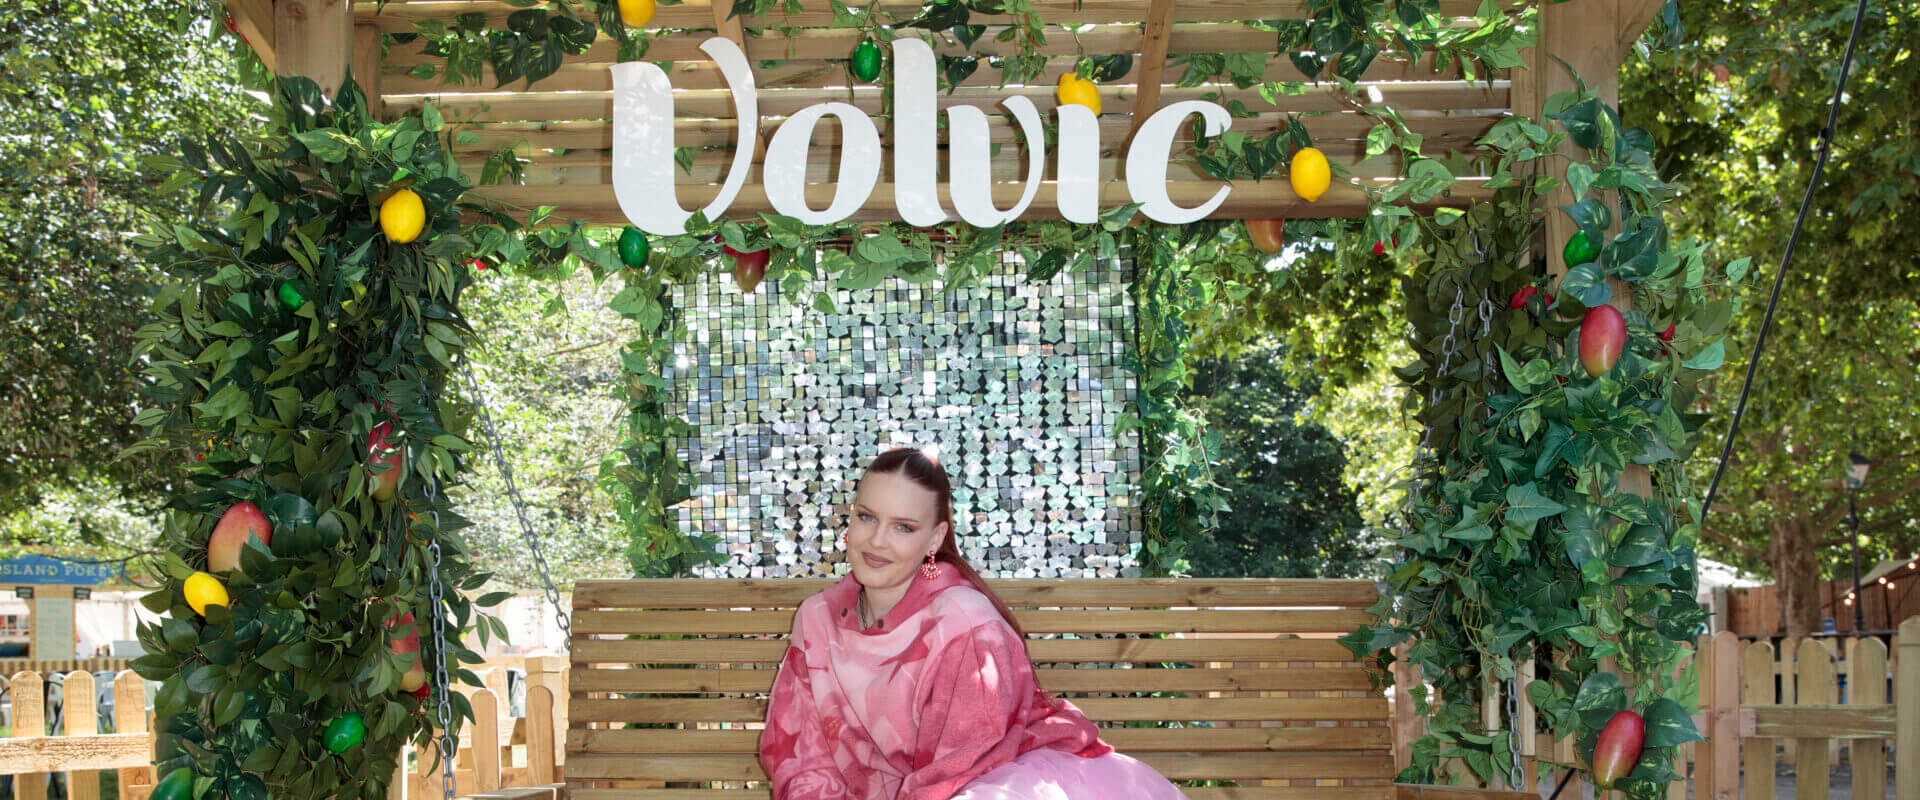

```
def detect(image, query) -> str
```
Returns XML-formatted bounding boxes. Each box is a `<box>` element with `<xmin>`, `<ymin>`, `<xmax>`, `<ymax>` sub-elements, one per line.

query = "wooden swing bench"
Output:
<box><xmin>510</xmin><ymin>577</ymin><xmax>1536</xmax><ymax>800</ymax></box>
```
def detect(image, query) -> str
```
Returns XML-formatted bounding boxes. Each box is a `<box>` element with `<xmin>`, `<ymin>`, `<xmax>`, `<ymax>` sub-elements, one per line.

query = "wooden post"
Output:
<box><xmin>1706</xmin><ymin>632</ymin><xmax>1740</xmax><ymax>800</ymax></box>
<box><xmin>112</xmin><ymin>672</ymin><xmax>152</xmax><ymax>800</ymax></box>
<box><xmin>1795</xmin><ymin>639</ymin><xmax>1836</xmax><ymax>800</ymax></box>
<box><xmin>1696</xmin><ymin>633</ymin><xmax>1717</xmax><ymax>800</ymax></box>
<box><xmin>1896</xmin><ymin>617</ymin><xmax>1919</xmax><ymax>800</ymax></box>
<box><xmin>390</xmin><ymin>746</ymin><xmax>409</xmax><ymax>800</ymax></box>
<box><xmin>473</xmin><ymin>689</ymin><xmax>501</xmax><ymax>793</ymax></box>
<box><xmin>527</xmin><ymin>686</ymin><xmax>557</xmax><ymax>784</ymax></box>
<box><xmin>1391</xmin><ymin>642</ymin><xmax>1419</xmax><ymax>772</ymax></box>
<box><xmin>1851</xmin><ymin>637</ymin><xmax>1887</xmax><ymax>800</ymax></box>
<box><xmin>274</xmin><ymin>0</ymin><xmax>354</xmax><ymax>97</ymax></box>
<box><xmin>352</xmin><ymin>23</ymin><xmax>385</xmax><ymax>117</ymax></box>
<box><xmin>62</xmin><ymin>671</ymin><xmax>99</xmax><ymax>800</ymax></box>
<box><xmin>14</xmin><ymin>671</ymin><xmax>47</xmax><ymax>800</ymax></box>
<box><xmin>1743</xmin><ymin>641</ymin><xmax>1777</xmax><ymax>800</ymax></box>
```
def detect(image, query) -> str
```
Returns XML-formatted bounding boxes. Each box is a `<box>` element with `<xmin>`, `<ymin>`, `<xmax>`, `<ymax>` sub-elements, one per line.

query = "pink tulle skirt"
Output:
<box><xmin>949</xmin><ymin>748</ymin><xmax>1191</xmax><ymax>800</ymax></box>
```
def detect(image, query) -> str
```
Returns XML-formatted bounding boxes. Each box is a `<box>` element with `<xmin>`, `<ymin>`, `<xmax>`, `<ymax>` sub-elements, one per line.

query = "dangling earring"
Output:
<box><xmin>921</xmin><ymin>550</ymin><xmax>942</xmax><ymax>579</ymax></box>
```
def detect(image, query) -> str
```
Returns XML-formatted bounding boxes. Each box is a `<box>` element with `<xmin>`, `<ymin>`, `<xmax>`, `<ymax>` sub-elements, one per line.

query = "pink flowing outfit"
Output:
<box><xmin>759</xmin><ymin>566</ymin><xmax>1191</xmax><ymax>800</ymax></box>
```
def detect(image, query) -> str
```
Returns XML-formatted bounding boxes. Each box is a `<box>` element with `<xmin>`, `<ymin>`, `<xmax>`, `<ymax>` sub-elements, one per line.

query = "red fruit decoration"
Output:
<box><xmin>468</xmin><ymin>258</ymin><xmax>487</xmax><ymax>272</ymax></box>
<box><xmin>1244</xmin><ymin>219</ymin><xmax>1284</xmax><ymax>254</ymax></box>
<box><xmin>1371</xmin><ymin>236</ymin><xmax>1398</xmax><ymax>256</ymax></box>
<box><xmin>1509</xmin><ymin>286</ymin><xmax>1541</xmax><ymax>309</ymax></box>
<box><xmin>387</xmin><ymin>610</ymin><xmax>427</xmax><ymax>692</ymax></box>
<box><xmin>1591</xmin><ymin>709</ymin><xmax>1646</xmax><ymax>788</ymax></box>
<box><xmin>1579</xmin><ymin>305</ymin><xmax>1627</xmax><ymax>377</ymax></box>
<box><xmin>1659</xmin><ymin>323</ymin><xmax>1675</xmax><ymax>342</ymax></box>
<box><xmin>414</xmin><ymin>684</ymin><xmax>432</xmax><ymax>700</ymax></box>
<box><xmin>725</xmin><ymin>245</ymin><xmax>771</xmax><ymax>293</ymax></box>
<box><xmin>367</xmin><ymin>422</ymin><xmax>405</xmax><ymax>502</ymax></box>
<box><xmin>207</xmin><ymin>501</ymin><xmax>272</xmax><ymax>573</ymax></box>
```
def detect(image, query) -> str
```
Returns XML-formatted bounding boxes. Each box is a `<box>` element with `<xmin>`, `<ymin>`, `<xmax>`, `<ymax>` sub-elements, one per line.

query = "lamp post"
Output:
<box><xmin>1845</xmin><ymin>452</ymin><xmax>1871</xmax><ymax>632</ymax></box>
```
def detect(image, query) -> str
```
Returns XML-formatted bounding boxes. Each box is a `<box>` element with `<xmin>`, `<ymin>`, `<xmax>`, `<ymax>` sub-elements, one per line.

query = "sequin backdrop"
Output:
<box><xmin>662</xmin><ymin>258</ymin><xmax>1144</xmax><ymax>580</ymax></box>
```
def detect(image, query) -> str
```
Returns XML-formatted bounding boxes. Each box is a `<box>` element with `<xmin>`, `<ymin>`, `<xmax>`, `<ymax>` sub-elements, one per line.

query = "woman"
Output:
<box><xmin>759</xmin><ymin>447</ymin><xmax>1190</xmax><ymax>800</ymax></box>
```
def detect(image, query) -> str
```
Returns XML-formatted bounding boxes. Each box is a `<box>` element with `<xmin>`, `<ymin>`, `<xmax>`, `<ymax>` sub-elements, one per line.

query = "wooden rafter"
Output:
<box><xmin>1127</xmin><ymin>0</ymin><xmax>1180</xmax><ymax>141</ymax></box>
<box><xmin>223</xmin><ymin>0</ymin><xmax>277</xmax><ymax>73</ymax></box>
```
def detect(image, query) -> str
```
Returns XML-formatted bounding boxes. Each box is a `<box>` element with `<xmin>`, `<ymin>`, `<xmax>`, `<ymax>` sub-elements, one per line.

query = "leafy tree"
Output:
<box><xmin>1182</xmin><ymin>338</ymin><xmax>1376</xmax><ymax>578</ymax></box>
<box><xmin>1623</xmin><ymin>0</ymin><xmax>1920</xmax><ymax>633</ymax></box>
<box><xmin>0</xmin><ymin>0</ymin><xmax>254</xmax><ymax>514</ymax></box>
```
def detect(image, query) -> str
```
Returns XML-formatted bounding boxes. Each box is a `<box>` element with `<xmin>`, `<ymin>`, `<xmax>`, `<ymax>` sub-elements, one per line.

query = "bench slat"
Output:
<box><xmin>573</xmin><ymin>579</ymin><xmax>1378</xmax><ymax>609</ymax></box>
<box><xmin>570</xmin><ymin>665</ymin><xmax>1377</xmax><ymax>694</ymax></box>
<box><xmin>571</xmin><ymin>696</ymin><xmax>1388</xmax><ymax>724</ymax></box>
<box><xmin>568</xmin><ymin>726</ymin><xmax>1390</xmax><ymax>754</ymax></box>
<box><xmin>565</xmin><ymin>751</ymin><xmax>1396</xmax><ymax>781</ymax></box>
<box><xmin>572</xmin><ymin>609</ymin><xmax>1376</xmax><ymax>635</ymax></box>
<box><xmin>565</xmin><ymin>789</ymin><xmax>1394</xmax><ymax>800</ymax></box>
<box><xmin>572</xmin><ymin>637</ymin><xmax>1362</xmax><ymax>664</ymax></box>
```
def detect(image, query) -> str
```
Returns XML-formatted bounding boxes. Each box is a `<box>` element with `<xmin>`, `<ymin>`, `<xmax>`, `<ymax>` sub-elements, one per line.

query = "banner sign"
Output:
<box><xmin>611</xmin><ymin>36</ymin><xmax>1236</xmax><ymax>235</ymax></box>
<box><xmin>0</xmin><ymin>555</ymin><xmax>125</xmax><ymax>586</ymax></box>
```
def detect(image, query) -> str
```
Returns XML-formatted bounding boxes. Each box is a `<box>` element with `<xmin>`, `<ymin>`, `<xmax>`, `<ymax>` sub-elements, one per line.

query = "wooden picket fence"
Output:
<box><xmin>0</xmin><ymin>657</ymin><xmax>568</xmax><ymax>800</ymax></box>
<box><xmin>0</xmin><ymin>670</ymin><xmax>154</xmax><ymax>800</ymax></box>
<box><xmin>1394</xmin><ymin>616</ymin><xmax>1920</xmax><ymax>798</ymax></box>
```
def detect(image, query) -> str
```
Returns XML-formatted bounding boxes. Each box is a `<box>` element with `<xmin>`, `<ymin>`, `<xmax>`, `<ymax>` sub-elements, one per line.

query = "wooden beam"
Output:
<box><xmin>0</xmin><ymin>734</ymin><xmax>153</xmax><ymax>774</ymax></box>
<box><xmin>1127</xmin><ymin>0</ymin><xmax>1179</xmax><ymax>141</ymax></box>
<box><xmin>1739</xmin><ymin>704</ymin><xmax>1897</xmax><ymax>740</ymax></box>
<box><xmin>1616</xmin><ymin>0</ymin><xmax>1667</xmax><ymax>50</ymax></box>
<box><xmin>471</xmin><ymin>179</ymin><xmax>1492</xmax><ymax>226</ymax></box>
<box><xmin>709</xmin><ymin>0</ymin><xmax>745</xmax><ymax>46</ymax></box>
<box><xmin>224</xmin><ymin>0</ymin><xmax>277</xmax><ymax>72</ymax></box>
<box><xmin>276</xmin><ymin>0</ymin><xmax>355</xmax><ymax>97</ymax></box>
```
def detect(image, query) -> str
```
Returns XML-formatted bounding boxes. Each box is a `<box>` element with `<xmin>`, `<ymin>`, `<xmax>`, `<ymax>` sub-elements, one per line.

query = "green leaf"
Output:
<box><xmin>1641</xmin><ymin>698</ymin><xmax>1703</xmax><ymax>747</ymax></box>
<box><xmin>1503</xmin><ymin>483</ymin><xmax>1567</xmax><ymax>526</ymax></box>
<box><xmin>1573</xmin><ymin>671</ymin><xmax>1627</xmax><ymax>730</ymax></box>
<box><xmin>1682</xmin><ymin>340</ymin><xmax>1725</xmax><ymax>370</ymax></box>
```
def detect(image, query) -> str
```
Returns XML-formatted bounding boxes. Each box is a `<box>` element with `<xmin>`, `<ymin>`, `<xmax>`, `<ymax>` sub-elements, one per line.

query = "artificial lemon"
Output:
<box><xmin>1289</xmin><ymin>146</ymin><xmax>1331</xmax><ymax>202</ymax></box>
<box><xmin>379</xmin><ymin>189</ymin><xmax>426</xmax><ymax>244</ymax></box>
<box><xmin>1056</xmin><ymin>73</ymin><xmax>1101</xmax><ymax>116</ymax></box>
<box><xmin>183</xmin><ymin>572</ymin><xmax>229</xmax><ymax>616</ymax></box>
<box><xmin>619</xmin><ymin>0</ymin><xmax>656</xmax><ymax>27</ymax></box>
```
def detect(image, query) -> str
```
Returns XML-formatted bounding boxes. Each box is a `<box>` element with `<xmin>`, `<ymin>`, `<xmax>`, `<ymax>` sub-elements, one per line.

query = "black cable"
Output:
<box><xmin>1699</xmin><ymin>0</ymin><xmax>1874</xmax><ymax>524</ymax></box>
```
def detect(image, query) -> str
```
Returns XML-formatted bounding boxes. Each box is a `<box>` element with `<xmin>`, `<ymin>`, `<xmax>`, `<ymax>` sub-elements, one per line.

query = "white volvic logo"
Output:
<box><xmin>610</xmin><ymin>36</ymin><xmax>1234</xmax><ymax>235</ymax></box>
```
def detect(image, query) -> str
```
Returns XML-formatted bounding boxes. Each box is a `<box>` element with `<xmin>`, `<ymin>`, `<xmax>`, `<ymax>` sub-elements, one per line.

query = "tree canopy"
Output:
<box><xmin>1183</xmin><ymin>338</ymin><xmax>1376</xmax><ymax>578</ymax></box>
<box><xmin>1</xmin><ymin>0</ymin><xmax>255</xmax><ymax>516</ymax></box>
<box><xmin>1622</xmin><ymin>0</ymin><xmax>1920</xmax><ymax>632</ymax></box>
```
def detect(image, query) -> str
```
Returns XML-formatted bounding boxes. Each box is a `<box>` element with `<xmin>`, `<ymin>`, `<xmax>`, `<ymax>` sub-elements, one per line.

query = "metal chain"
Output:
<box><xmin>1477</xmin><ymin>288</ymin><xmax>1497</xmax><ymax>422</ymax></box>
<box><xmin>456</xmin><ymin>363</ymin><xmax>573</xmax><ymax>650</ymax></box>
<box><xmin>423</xmin><ymin>480</ymin><xmax>457</xmax><ymax>800</ymax></box>
<box><xmin>1505</xmin><ymin>675</ymin><xmax>1523</xmax><ymax>790</ymax></box>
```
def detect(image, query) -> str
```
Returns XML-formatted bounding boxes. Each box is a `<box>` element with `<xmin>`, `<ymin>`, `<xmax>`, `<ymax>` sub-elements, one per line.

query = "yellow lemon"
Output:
<box><xmin>1289</xmin><ymin>146</ymin><xmax>1331</xmax><ymax>202</ymax></box>
<box><xmin>1056</xmin><ymin>73</ymin><xmax>1101</xmax><ymax>116</ymax></box>
<box><xmin>379</xmin><ymin>189</ymin><xmax>426</xmax><ymax>244</ymax></box>
<box><xmin>619</xmin><ymin>0</ymin><xmax>656</xmax><ymax>27</ymax></box>
<box><xmin>184</xmin><ymin>572</ymin><xmax>229</xmax><ymax>616</ymax></box>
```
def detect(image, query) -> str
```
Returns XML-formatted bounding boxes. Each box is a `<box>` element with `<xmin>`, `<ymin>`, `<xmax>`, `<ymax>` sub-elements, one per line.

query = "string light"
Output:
<box><xmin>1879</xmin><ymin>576</ymin><xmax>1889</xmax><ymax>585</ymax></box>
<box><xmin>1845</xmin><ymin>597</ymin><xmax>1854</xmax><ymax>606</ymax></box>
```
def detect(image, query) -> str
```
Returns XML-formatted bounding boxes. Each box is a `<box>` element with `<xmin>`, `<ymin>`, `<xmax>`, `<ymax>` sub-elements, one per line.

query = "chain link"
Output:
<box><xmin>457</xmin><ymin>363</ymin><xmax>573</xmax><ymax>650</ymax></box>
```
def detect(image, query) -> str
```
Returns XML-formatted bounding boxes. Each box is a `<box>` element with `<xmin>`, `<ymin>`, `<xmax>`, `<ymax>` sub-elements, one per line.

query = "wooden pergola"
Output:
<box><xmin>225</xmin><ymin>0</ymin><xmax>1662</xmax><ymax>270</ymax></box>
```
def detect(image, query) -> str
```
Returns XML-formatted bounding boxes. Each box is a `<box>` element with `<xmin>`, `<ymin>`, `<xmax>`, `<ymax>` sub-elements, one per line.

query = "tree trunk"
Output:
<box><xmin>1772</xmin><ymin>517</ymin><xmax>1824</xmax><ymax>635</ymax></box>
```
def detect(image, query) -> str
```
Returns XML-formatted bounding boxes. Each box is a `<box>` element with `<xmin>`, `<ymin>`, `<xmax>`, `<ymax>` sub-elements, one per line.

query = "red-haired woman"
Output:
<box><xmin>759</xmin><ymin>447</ymin><xmax>1189</xmax><ymax>800</ymax></box>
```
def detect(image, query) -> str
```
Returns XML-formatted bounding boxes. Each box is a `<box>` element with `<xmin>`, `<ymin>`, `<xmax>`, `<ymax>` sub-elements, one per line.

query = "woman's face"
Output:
<box><xmin>844</xmin><ymin>470</ymin><xmax>949</xmax><ymax>595</ymax></box>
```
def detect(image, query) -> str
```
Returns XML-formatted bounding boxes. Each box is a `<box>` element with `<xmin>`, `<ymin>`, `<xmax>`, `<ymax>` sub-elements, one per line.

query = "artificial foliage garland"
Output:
<box><xmin>1341</xmin><ymin>81</ymin><xmax>1739</xmax><ymax>795</ymax></box>
<box><xmin>122</xmin><ymin>75</ymin><xmax>613</xmax><ymax>800</ymax></box>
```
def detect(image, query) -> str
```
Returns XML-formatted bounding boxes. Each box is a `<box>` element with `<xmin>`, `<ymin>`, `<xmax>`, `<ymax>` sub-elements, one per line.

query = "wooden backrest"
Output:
<box><xmin>566</xmin><ymin>578</ymin><xmax>1391</xmax><ymax>800</ymax></box>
